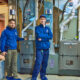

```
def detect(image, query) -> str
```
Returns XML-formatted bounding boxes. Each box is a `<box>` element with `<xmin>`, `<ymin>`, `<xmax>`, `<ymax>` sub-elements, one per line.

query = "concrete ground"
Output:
<box><xmin>18</xmin><ymin>74</ymin><xmax>80</xmax><ymax>80</ymax></box>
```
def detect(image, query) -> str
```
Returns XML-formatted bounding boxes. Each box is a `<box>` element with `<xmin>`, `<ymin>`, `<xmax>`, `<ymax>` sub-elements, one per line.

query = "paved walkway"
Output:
<box><xmin>18</xmin><ymin>74</ymin><xmax>80</xmax><ymax>80</ymax></box>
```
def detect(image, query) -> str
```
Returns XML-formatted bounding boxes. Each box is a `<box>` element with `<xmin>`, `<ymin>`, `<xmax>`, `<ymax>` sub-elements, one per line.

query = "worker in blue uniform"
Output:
<box><xmin>1</xmin><ymin>19</ymin><xmax>27</xmax><ymax>80</ymax></box>
<box><xmin>31</xmin><ymin>15</ymin><xmax>53</xmax><ymax>80</ymax></box>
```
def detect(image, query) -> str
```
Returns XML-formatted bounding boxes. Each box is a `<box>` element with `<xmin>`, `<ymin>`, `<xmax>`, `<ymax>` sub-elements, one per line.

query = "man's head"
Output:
<box><xmin>39</xmin><ymin>15</ymin><xmax>46</xmax><ymax>26</ymax></box>
<box><xmin>8</xmin><ymin>19</ymin><xmax>16</xmax><ymax>29</ymax></box>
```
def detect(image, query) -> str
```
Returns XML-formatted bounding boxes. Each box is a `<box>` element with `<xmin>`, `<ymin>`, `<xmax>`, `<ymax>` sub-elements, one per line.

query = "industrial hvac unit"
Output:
<box><xmin>46</xmin><ymin>54</ymin><xmax>59</xmax><ymax>74</ymax></box>
<box><xmin>20</xmin><ymin>40</ymin><xmax>35</xmax><ymax>74</ymax></box>
<box><xmin>59</xmin><ymin>55</ymin><xmax>80</xmax><ymax>70</ymax></box>
<box><xmin>20</xmin><ymin>54</ymin><xmax>35</xmax><ymax>74</ymax></box>
<box><xmin>59</xmin><ymin>41</ymin><xmax>78</xmax><ymax>56</ymax></box>
<box><xmin>20</xmin><ymin>40</ymin><xmax>35</xmax><ymax>54</ymax></box>
<box><xmin>59</xmin><ymin>41</ymin><xmax>80</xmax><ymax>76</ymax></box>
<box><xmin>59</xmin><ymin>55</ymin><xmax>80</xmax><ymax>76</ymax></box>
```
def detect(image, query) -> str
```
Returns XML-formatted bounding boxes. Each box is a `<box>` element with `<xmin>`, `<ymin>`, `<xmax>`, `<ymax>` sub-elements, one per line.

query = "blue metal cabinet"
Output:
<box><xmin>19</xmin><ymin>54</ymin><xmax>35</xmax><ymax>74</ymax></box>
<box><xmin>46</xmin><ymin>54</ymin><xmax>59</xmax><ymax>74</ymax></box>
<box><xmin>59</xmin><ymin>41</ymin><xmax>78</xmax><ymax>56</ymax></box>
<box><xmin>20</xmin><ymin>40</ymin><xmax>35</xmax><ymax>55</ymax></box>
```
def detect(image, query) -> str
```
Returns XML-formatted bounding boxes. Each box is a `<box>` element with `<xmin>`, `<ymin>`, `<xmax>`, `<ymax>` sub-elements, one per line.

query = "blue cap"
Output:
<box><xmin>39</xmin><ymin>15</ymin><xmax>46</xmax><ymax>19</ymax></box>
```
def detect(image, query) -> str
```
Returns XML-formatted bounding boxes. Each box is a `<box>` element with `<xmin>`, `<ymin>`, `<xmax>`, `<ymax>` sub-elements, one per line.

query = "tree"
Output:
<box><xmin>59</xmin><ymin>0</ymin><xmax>69</xmax><ymax>23</ymax></box>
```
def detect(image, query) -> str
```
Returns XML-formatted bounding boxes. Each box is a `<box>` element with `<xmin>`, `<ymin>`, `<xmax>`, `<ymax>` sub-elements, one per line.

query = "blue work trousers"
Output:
<box><xmin>32</xmin><ymin>49</ymin><xmax>49</xmax><ymax>80</ymax></box>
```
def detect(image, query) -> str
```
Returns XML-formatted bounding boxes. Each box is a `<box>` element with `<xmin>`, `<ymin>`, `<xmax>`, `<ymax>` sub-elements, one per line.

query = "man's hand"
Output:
<box><xmin>2</xmin><ymin>52</ymin><xmax>7</xmax><ymax>56</ymax></box>
<box><xmin>38</xmin><ymin>38</ymin><xmax>42</xmax><ymax>41</ymax></box>
<box><xmin>24</xmin><ymin>37</ymin><xmax>27</xmax><ymax>40</ymax></box>
<box><xmin>0</xmin><ymin>55</ymin><xmax>5</xmax><ymax>61</ymax></box>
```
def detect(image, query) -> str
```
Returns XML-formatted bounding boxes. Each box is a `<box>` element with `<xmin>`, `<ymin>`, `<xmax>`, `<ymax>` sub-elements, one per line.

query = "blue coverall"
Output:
<box><xmin>1</xmin><ymin>26</ymin><xmax>24</xmax><ymax>52</ymax></box>
<box><xmin>32</xmin><ymin>24</ymin><xmax>53</xmax><ymax>80</ymax></box>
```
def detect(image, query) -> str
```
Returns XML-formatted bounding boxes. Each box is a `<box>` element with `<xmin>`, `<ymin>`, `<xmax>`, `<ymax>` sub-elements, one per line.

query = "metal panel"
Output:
<box><xmin>59</xmin><ymin>70</ymin><xmax>80</xmax><ymax>76</ymax></box>
<box><xmin>59</xmin><ymin>41</ymin><xmax>78</xmax><ymax>56</ymax></box>
<box><xmin>20</xmin><ymin>68</ymin><xmax>33</xmax><ymax>74</ymax></box>
<box><xmin>46</xmin><ymin>54</ymin><xmax>59</xmax><ymax>74</ymax></box>
<box><xmin>20</xmin><ymin>40</ymin><xmax>35</xmax><ymax>54</ymax></box>
<box><xmin>17</xmin><ymin>53</ymin><xmax>20</xmax><ymax>73</ymax></box>
<box><xmin>77</xmin><ymin>42</ymin><xmax>80</xmax><ymax>56</ymax></box>
<box><xmin>20</xmin><ymin>54</ymin><xmax>35</xmax><ymax>74</ymax></box>
<box><xmin>20</xmin><ymin>54</ymin><xmax>35</xmax><ymax>69</ymax></box>
<box><xmin>59</xmin><ymin>56</ymin><xmax>80</xmax><ymax>70</ymax></box>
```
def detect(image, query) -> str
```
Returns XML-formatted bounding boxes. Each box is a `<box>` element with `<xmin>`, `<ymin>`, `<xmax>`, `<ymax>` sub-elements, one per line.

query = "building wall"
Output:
<box><xmin>63</xmin><ymin>17</ymin><xmax>77</xmax><ymax>40</ymax></box>
<box><xmin>0</xmin><ymin>4</ymin><xmax>8</xmax><ymax>36</ymax></box>
<box><xmin>0</xmin><ymin>5</ymin><xmax>8</xmax><ymax>27</ymax></box>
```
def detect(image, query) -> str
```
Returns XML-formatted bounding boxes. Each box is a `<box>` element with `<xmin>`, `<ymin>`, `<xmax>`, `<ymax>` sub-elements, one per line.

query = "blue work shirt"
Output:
<box><xmin>35</xmin><ymin>24</ymin><xmax>53</xmax><ymax>49</ymax></box>
<box><xmin>1</xmin><ymin>26</ymin><xmax>24</xmax><ymax>52</ymax></box>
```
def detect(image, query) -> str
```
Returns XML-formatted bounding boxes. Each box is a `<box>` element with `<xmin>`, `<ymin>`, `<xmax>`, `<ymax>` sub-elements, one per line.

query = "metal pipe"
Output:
<box><xmin>22</xmin><ymin>21</ymin><xmax>33</xmax><ymax>38</ymax></box>
<box><xmin>78</xmin><ymin>6</ymin><xmax>80</xmax><ymax>40</ymax></box>
<box><xmin>35</xmin><ymin>0</ymin><xmax>38</xmax><ymax>20</ymax></box>
<box><xmin>33</xmin><ymin>19</ymin><xmax>36</xmax><ymax>40</ymax></box>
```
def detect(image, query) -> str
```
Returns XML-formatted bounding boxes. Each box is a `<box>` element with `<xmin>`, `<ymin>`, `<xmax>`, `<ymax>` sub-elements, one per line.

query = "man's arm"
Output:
<box><xmin>1</xmin><ymin>31</ymin><xmax>7</xmax><ymax>56</ymax></box>
<box><xmin>35</xmin><ymin>27</ymin><xmax>53</xmax><ymax>40</ymax></box>
<box><xmin>35</xmin><ymin>27</ymin><xmax>49</xmax><ymax>38</ymax></box>
<box><xmin>17</xmin><ymin>36</ymin><xmax>28</xmax><ymax>41</ymax></box>
<box><xmin>16</xmin><ymin>30</ymin><xmax>27</xmax><ymax>41</ymax></box>
<box><xmin>17</xmin><ymin>36</ymin><xmax>24</xmax><ymax>41</ymax></box>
